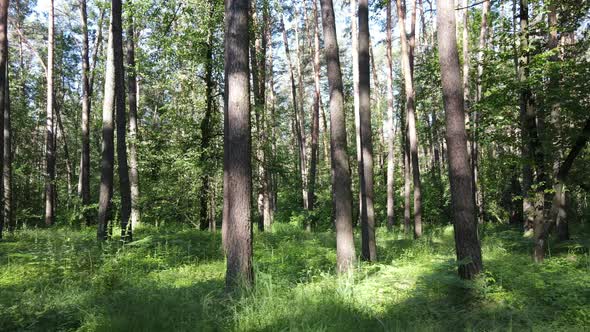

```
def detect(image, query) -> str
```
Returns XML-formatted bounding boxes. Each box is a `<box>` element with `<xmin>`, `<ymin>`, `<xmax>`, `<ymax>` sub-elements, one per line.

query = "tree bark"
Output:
<box><xmin>44</xmin><ymin>0</ymin><xmax>56</xmax><ymax>226</ymax></box>
<box><xmin>319</xmin><ymin>0</ymin><xmax>356</xmax><ymax>273</ymax></box>
<box><xmin>79</xmin><ymin>0</ymin><xmax>91</xmax><ymax>215</ymax></box>
<box><xmin>473</xmin><ymin>0</ymin><xmax>490</xmax><ymax>224</ymax></box>
<box><xmin>437</xmin><ymin>0</ymin><xmax>483</xmax><ymax>279</ymax></box>
<box><xmin>0</xmin><ymin>0</ymin><xmax>7</xmax><ymax>238</ymax></box>
<box><xmin>224</xmin><ymin>0</ymin><xmax>253</xmax><ymax>289</ymax></box>
<box><xmin>386</xmin><ymin>0</ymin><xmax>396</xmax><ymax>230</ymax></box>
<box><xmin>294</xmin><ymin>7</ymin><xmax>309</xmax><ymax>211</ymax></box>
<box><xmin>127</xmin><ymin>8</ymin><xmax>140</xmax><ymax>230</ymax></box>
<box><xmin>351</xmin><ymin>0</ymin><xmax>364</xmax><ymax>229</ymax></box>
<box><xmin>97</xmin><ymin>4</ymin><xmax>117</xmax><ymax>241</ymax></box>
<box><xmin>111</xmin><ymin>0</ymin><xmax>131</xmax><ymax>242</ymax></box>
<box><xmin>358</xmin><ymin>0</ymin><xmax>376</xmax><ymax>261</ymax></box>
<box><xmin>396</xmin><ymin>0</ymin><xmax>422</xmax><ymax>238</ymax></box>
<box><xmin>307</xmin><ymin>0</ymin><xmax>321</xmax><ymax>226</ymax></box>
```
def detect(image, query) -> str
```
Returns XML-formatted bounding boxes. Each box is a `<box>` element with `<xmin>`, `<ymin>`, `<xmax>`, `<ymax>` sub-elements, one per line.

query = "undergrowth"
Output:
<box><xmin>0</xmin><ymin>222</ymin><xmax>589</xmax><ymax>331</ymax></box>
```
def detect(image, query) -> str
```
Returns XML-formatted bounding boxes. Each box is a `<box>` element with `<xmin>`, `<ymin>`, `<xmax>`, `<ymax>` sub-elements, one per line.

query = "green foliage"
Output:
<box><xmin>1</xmin><ymin>223</ymin><xmax>589</xmax><ymax>331</ymax></box>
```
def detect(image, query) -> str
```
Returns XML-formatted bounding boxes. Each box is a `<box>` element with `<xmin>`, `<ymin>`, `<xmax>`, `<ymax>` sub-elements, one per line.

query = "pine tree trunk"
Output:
<box><xmin>396</xmin><ymin>0</ymin><xmax>422</xmax><ymax>238</ymax></box>
<box><xmin>224</xmin><ymin>0</ymin><xmax>253</xmax><ymax>289</ymax></box>
<box><xmin>79</xmin><ymin>0</ymin><xmax>91</xmax><ymax>215</ymax></box>
<box><xmin>0</xmin><ymin>0</ymin><xmax>7</xmax><ymax>238</ymax></box>
<box><xmin>473</xmin><ymin>0</ymin><xmax>490</xmax><ymax>224</ymax></box>
<box><xmin>319</xmin><ymin>0</ymin><xmax>356</xmax><ymax>273</ymax></box>
<box><xmin>97</xmin><ymin>5</ymin><xmax>117</xmax><ymax>241</ymax></box>
<box><xmin>307</xmin><ymin>0</ymin><xmax>321</xmax><ymax>225</ymax></box>
<box><xmin>294</xmin><ymin>7</ymin><xmax>309</xmax><ymax>211</ymax></box>
<box><xmin>385</xmin><ymin>0</ymin><xmax>396</xmax><ymax>230</ymax></box>
<box><xmin>437</xmin><ymin>0</ymin><xmax>483</xmax><ymax>279</ymax></box>
<box><xmin>127</xmin><ymin>10</ymin><xmax>140</xmax><ymax>230</ymax></box>
<box><xmin>358</xmin><ymin>0</ymin><xmax>376</xmax><ymax>261</ymax></box>
<box><xmin>44</xmin><ymin>0</ymin><xmax>56</xmax><ymax>226</ymax></box>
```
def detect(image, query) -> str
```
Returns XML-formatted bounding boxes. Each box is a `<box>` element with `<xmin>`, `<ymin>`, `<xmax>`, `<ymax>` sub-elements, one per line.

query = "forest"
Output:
<box><xmin>0</xmin><ymin>0</ymin><xmax>589</xmax><ymax>330</ymax></box>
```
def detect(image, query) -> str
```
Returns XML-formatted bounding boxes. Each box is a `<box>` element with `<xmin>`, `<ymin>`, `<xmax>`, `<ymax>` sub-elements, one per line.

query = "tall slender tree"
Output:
<box><xmin>79</xmin><ymin>0</ymin><xmax>91</xmax><ymax>217</ymax></box>
<box><xmin>224</xmin><ymin>0</ymin><xmax>253</xmax><ymax>289</ymax></box>
<box><xmin>358</xmin><ymin>0</ymin><xmax>376</xmax><ymax>261</ymax></box>
<box><xmin>44</xmin><ymin>0</ymin><xmax>55</xmax><ymax>226</ymax></box>
<box><xmin>385</xmin><ymin>0</ymin><xmax>396</xmax><ymax>230</ymax></box>
<box><xmin>0</xmin><ymin>0</ymin><xmax>7</xmax><ymax>238</ymax></box>
<box><xmin>437</xmin><ymin>0</ymin><xmax>483</xmax><ymax>279</ymax></box>
<box><xmin>396</xmin><ymin>0</ymin><xmax>422</xmax><ymax>238</ymax></box>
<box><xmin>97</xmin><ymin>2</ymin><xmax>118</xmax><ymax>240</ymax></box>
<box><xmin>319</xmin><ymin>0</ymin><xmax>356</xmax><ymax>273</ymax></box>
<box><xmin>127</xmin><ymin>5</ymin><xmax>140</xmax><ymax>230</ymax></box>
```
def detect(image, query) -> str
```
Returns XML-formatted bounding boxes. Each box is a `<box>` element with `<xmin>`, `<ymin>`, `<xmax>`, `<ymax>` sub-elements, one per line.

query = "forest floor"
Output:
<box><xmin>1</xmin><ymin>221</ymin><xmax>589</xmax><ymax>331</ymax></box>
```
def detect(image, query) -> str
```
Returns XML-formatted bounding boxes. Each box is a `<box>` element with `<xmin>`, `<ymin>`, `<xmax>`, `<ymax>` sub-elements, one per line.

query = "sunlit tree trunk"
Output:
<box><xmin>0</xmin><ymin>0</ymin><xmax>7</xmax><ymax>238</ymax></box>
<box><xmin>473</xmin><ymin>0</ymin><xmax>490</xmax><ymax>224</ymax></box>
<box><xmin>294</xmin><ymin>6</ymin><xmax>309</xmax><ymax>211</ymax></box>
<box><xmin>127</xmin><ymin>8</ymin><xmax>140</xmax><ymax>230</ymax></box>
<box><xmin>396</xmin><ymin>0</ymin><xmax>422</xmax><ymax>238</ymax></box>
<box><xmin>385</xmin><ymin>0</ymin><xmax>396</xmax><ymax>230</ymax></box>
<box><xmin>350</xmin><ymin>0</ymin><xmax>363</xmax><ymax>227</ymax></box>
<box><xmin>97</xmin><ymin>6</ymin><xmax>117</xmax><ymax>240</ymax></box>
<box><xmin>307</xmin><ymin>0</ymin><xmax>321</xmax><ymax>228</ymax></box>
<box><xmin>319</xmin><ymin>0</ymin><xmax>356</xmax><ymax>273</ymax></box>
<box><xmin>437</xmin><ymin>0</ymin><xmax>483</xmax><ymax>279</ymax></box>
<box><xmin>79</xmin><ymin>0</ymin><xmax>91</xmax><ymax>217</ymax></box>
<box><xmin>358</xmin><ymin>0</ymin><xmax>376</xmax><ymax>261</ymax></box>
<box><xmin>224</xmin><ymin>0</ymin><xmax>253</xmax><ymax>289</ymax></box>
<box><xmin>44</xmin><ymin>0</ymin><xmax>56</xmax><ymax>226</ymax></box>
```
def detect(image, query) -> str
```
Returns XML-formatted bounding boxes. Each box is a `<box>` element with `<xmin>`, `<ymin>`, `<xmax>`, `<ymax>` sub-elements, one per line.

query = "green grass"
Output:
<box><xmin>1</xmin><ymin>222</ymin><xmax>589</xmax><ymax>331</ymax></box>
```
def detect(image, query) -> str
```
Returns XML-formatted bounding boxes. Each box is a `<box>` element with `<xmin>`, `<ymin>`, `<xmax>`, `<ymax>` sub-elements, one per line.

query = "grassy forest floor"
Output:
<box><xmin>1</xmin><ymin>221</ymin><xmax>589</xmax><ymax>331</ymax></box>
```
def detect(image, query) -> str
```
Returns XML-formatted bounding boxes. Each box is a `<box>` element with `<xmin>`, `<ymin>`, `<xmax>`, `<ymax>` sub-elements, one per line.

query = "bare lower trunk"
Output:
<box><xmin>294</xmin><ymin>8</ymin><xmax>309</xmax><ymax>210</ymax></box>
<box><xmin>44</xmin><ymin>0</ymin><xmax>56</xmax><ymax>226</ymax></box>
<box><xmin>127</xmin><ymin>13</ymin><xmax>140</xmax><ymax>230</ymax></box>
<box><xmin>473</xmin><ymin>0</ymin><xmax>490</xmax><ymax>224</ymax></box>
<box><xmin>0</xmin><ymin>0</ymin><xmax>7</xmax><ymax>238</ymax></box>
<box><xmin>307</xmin><ymin>0</ymin><xmax>321</xmax><ymax>227</ymax></box>
<box><xmin>320</xmin><ymin>0</ymin><xmax>356</xmax><ymax>273</ymax></box>
<box><xmin>97</xmin><ymin>8</ymin><xmax>116</xmax><ymax>241</ymax></box>
<box><xmin>396</xmin><ymin>0</ymin><xmax>422</xmax><ymax>238</ymax></box>
<box><xmin>79</xmin><ymin>0</ymin><xmax>91</xmax><ymax>215</ymax></box>
<box><xmin>437</xmin><ymin>0</ymin><xmax>483</xmax><ymax>279</ymax></box>
<box><xmin>224</xmin><ymin>0</ymin><xmax>253</xmax><ymax>289</ymax></box>
<box><xmin>358</xmin><ymin>0</ymin><xmax>376</xmax><ymax>261</ymax></box>
<box><xmin>386</xmin><ymin>0</ymin><xmax>396</xmax><ymax>230</ymax></box>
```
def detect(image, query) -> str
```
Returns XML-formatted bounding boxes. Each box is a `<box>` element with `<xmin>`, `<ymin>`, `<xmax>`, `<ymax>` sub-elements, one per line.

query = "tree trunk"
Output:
<box><xmin>307</xmin><ymin>0</ymin><xmax>321</xmax><ymax>226</ymax></box>
<box><xmin>473</xmin><ymin>0</ymin><xmax>490</xmax><ymax>224</ymax></box>
<box><xmin>350</xmin><ymin>0</ymin><xmax>364</xmax><ymax>229</ymax></box>
<box><xmin>319</xmin><ymin>0</ymin><xmax>356</xmax><ymax>273</ymax></box>
<box><xmin>127</xmin><ymin>9</ymin><xmax>140</xmax><ymax>230</ymax></box>
<box><xmin>396</xmin><ymin>0</ymin><xmax>422</xmax><ymax>238</ymax></box>
<box><xmin>0</xmin><ymin>0</ymin><xmax>6</xmax><ymax>238</ymax></box>
<box><xmin>437</xmin><ymin>0</ymin><xmax>483</xmax><ymax>279</ymax></box>
<box><xmin>386</xmin><ymin>0</ymin><xmax>395</xmax><ymax>230</ymax></box>
<box><xmin>224</xmin><ymin>0</ymin><xmax>253</xmax><ymax>289</ymax></box>
<box><xmin>358</xmin><ymin>0</ymin><xmax>376</xmax><ymax>261</ymax></box>
<box><xmin>44</xmin><ymin>0</ymin><xmax>56</xmax><ymax>226</ymax></box>
<box><xmin>294</xmin><ymin>7</ymin><xmax>309</xmax><ymax>211</ymax></box>
<box><xmin>56</xmin><ymin>106</ymin><xmax>74</xmax><ymax>196</ymax></box>
<box><xmin>110</xmin><ymin>0</ymin><xmax>131</xmax><ymax>242</ymax></box>
<box><xmin>79</xmin><ymin>0</ymin><xmax>91</xmax><ymax>215</ymax></box>
<box><xmin>280</xmin><ymin>14</ymin><xmax>306</xmax><ymax>210</ymax></box>
<box><xmin>97</xmin><ymin>4</ymin><xmax>117</xmax><ymax>241</ymax></box>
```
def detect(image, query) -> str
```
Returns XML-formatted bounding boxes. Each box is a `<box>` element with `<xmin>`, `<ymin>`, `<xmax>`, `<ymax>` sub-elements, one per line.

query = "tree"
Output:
<box><xmin>0</xmin><ymin>0</ymin><xmax>7</xmax><ymax>239</ymax></box>
<box><xmin>79</xmin><ymin>0</ymin><xmax>91</xmax><ymax>216</ymax></box>
<box><xmin>385</xmin><ymin>0</ymin><xmax>396</xmax><ymax>230</ymax></box>
<box><xmin>97</xmin><ymin>1</ymin><xmax>119</xmax><ymax>240</ymax></box>
<box><xmin>44</xmin><ymin>0</ymin><xmax>55</xmax><ymax>226</ymax></box>
<box><xmin>319</xmin><ymin>0</ymin><xmax>356</xmax><ymax>273</ymax></box>
<box><xmin>358</xmin><ymin>0</ymin><xmax>376</xmax><ymax>261</ymax></box>
<box><xmin>396</xmin><ymin>0</ymin><xmax>422</xmax><ymax>238</ymax></box>
<box><xmin>436</xmin><ymin>0</ymin><xmax>483</xmax><ymax>279</ymax></box>
<box><xmin>127</xmin><ymin>5</ymin><xmax>140</xmax><ymax>230</ymax></box>
<box><xmin>224</xmin><ymin>0</ymin><xmax>253</xmax><ymax>289</ymax></box>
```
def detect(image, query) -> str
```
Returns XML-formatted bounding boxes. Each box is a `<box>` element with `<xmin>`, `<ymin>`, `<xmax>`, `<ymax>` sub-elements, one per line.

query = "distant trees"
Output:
<box><xmin>437</xmin><ymin>0</ymin><xmax>482</xmax><ymax>279</ymax></box>
<box><xmin>223</xmin><ymin>0</ymin><xmax>253</xmax><ymax>288</ymax></box>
